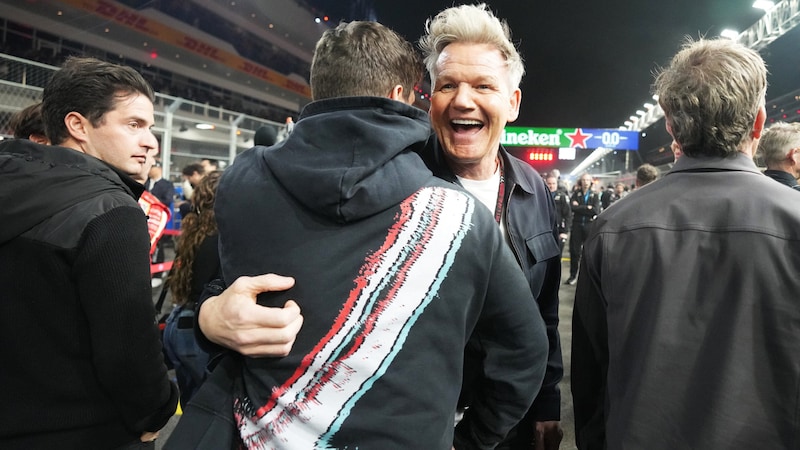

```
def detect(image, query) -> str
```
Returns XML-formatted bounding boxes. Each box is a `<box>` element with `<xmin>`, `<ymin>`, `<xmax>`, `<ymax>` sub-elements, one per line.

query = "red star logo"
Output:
<box><xmin>566</xmin><ymin>128</ymin><xmax>593</xmax><ymax>148</ymax></box>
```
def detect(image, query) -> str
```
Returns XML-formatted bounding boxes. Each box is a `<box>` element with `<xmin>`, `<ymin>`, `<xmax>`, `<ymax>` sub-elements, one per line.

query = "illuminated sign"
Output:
<box><xmin>502</xmin><ymin>127</ymin><xmax>639</xmax><ymax>150</ymax></box>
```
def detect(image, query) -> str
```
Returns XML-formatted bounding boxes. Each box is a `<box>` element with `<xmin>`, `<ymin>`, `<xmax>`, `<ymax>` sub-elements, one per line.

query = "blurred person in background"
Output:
<box><xmin>9</xmin><ymin>102</ymin><xmax>49</xmax><ymax>144</ymax></box>
<box><xmin>567</xmin><ymin>173</ymin><xmax>600</xmax><ymax>286</ymax></box>
<box><xmin>758</xmin><ymin>121</ymin><xmax>800</xmax><ymax>191</ymax></box>
<box><xmin>163</xmin><ymin>170</ymin><xmax>223</xmax><ymax>407</ymax></box>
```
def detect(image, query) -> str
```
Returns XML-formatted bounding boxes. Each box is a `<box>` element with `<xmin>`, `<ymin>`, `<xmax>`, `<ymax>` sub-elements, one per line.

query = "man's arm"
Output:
<box><xmin>529</xmin><ymin>192</ymin><xmax>565</xmax><ymax>450</ymax></box>
<box><xmin>78</xmin><ymin>206</ymin><xmax>178</xmax><ymax>433</ymax></box>
<box><xmin>454</xmin><ymin>240</ymin><xmax>548</xmax><ymax>449</ymax></box>
<box><xmin>196</xmin><ymin>274</ymin><xmax>304</xmax><ymax>357</ymax></box>
<box><xmin>571</xmin><ymin>237</ymin><xmax>609</xmax><ymax>450</ymax></box>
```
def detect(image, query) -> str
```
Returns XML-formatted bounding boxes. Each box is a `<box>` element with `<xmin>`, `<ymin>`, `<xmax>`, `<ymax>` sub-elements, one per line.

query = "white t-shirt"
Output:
<box><xmin>456</xmin><ymin>168</ymin><xmax>508</xmax><ymax>240</ymax></box>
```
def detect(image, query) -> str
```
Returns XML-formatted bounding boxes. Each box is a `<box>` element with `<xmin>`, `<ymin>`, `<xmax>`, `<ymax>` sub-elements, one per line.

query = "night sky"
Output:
<box><xmin>305</xmin><ymin>0</ymin><xmax>796</xmax><ymax>130</ymax></box>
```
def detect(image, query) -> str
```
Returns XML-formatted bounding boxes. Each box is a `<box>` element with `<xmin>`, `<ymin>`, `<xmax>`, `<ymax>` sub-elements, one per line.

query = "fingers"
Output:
<box><xmin>234</xmin><ymin>273</ymin><xmax>295</xmax><ymax>296</ymax></box>
<box><xmin>244</xmin><ymin>298</ymin><xmax>302</xmax><ymax>328</ymax></box>
<box><xmin>235</xmin><ymin>302</ymin><xmax>304</xmax><ymax>357</ymax></box>
<box><xmin>199</xmin><ymin>274</ymin><xmax>304</xmax><ymax>357</ymax></box>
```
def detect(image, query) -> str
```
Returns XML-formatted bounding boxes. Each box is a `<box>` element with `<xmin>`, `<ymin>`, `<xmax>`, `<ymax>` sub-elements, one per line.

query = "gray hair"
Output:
<box><xmin>419</xmin><ymin>3</ymin><xmax>524</xmax><ymax>90</ymax></box>
<box><xmin>654</xmin><ymin>37</ymin><xmax>767</xmax><ymax>158</ymax></box>
<box><xmin>757</xmin><ymin>121</ymin><xmax>800</xmax><ymax>168</ymax></box>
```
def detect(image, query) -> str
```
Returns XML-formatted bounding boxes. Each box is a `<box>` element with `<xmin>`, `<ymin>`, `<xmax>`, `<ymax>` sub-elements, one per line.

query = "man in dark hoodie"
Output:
<box><xmin>167</xmin><ymin>21</ymin><xmax>548</xmax><ymax>450</ymax></box>
<box><xmin>0</xmin><ymin>57</ymin><xmax>178</xmax><ymax>449</ymax></box>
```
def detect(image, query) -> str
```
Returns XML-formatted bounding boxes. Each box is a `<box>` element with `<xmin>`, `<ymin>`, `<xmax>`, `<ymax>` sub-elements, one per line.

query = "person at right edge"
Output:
<box><xmin>572</xmin><ymin>37</ymin><xmax>800</xmax><ymax>449</ymax></box>
<box><xmin>417</xmin><ymin>4</ymin><xmax>564</xmax><ymax>449</ymax></box>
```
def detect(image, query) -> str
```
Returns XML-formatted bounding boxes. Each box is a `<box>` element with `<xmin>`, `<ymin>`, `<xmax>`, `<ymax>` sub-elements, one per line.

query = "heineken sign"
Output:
<box><xmin>502</xmin><ymin>127</ymin><xmax>640</xmax><ymax>150</ymax></box>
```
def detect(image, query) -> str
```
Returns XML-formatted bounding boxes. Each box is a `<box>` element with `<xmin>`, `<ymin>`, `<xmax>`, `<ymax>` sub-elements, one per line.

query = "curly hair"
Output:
<box><xmin>170</xmin><ymin>170</ymin><xmax>222</xmax><ymax>306</ymax></box>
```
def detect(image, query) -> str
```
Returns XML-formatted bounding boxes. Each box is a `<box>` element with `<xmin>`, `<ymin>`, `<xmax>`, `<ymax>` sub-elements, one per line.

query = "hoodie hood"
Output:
<box><xmin>0</xmin><ymin>139</ymin><xmax>141</xmax><ymax>244</ymax></box>
<box><xmin>263</xmin><ymin>97</ymin><xmax>434</xmax><ymax>223</ymax></box>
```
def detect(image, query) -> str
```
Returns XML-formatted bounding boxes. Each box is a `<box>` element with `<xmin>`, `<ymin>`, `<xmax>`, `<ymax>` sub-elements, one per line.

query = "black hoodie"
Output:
<box><xmin>171</xmin><ymin>97</ymin><xmax>548</xmax><ymax>450</ymax></box>
<box><xmin>0</xmin><ymin>140</ymin><xmax>178</xmax><ymax>449</ymax></box>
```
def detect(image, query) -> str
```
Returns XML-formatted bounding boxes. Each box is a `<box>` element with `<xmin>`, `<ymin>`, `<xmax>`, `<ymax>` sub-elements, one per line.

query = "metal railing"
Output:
<box><xmin>0</xmin><ymin>53</ymin><xmax>284</xmax><ymax>181</ymax></box>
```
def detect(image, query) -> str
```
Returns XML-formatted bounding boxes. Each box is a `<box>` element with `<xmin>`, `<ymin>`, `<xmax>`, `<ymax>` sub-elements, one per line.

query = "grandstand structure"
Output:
<box><xmin>0</xmin><ymin>0</ymin><xmax>339</xmax><ymax>179</ymax></box>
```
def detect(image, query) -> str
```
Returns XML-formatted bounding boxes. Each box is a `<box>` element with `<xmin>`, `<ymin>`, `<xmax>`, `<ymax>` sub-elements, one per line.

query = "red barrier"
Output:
<box><xmin>151</xmin><ymin>260</ymin><xmax>174</xmax><ymax>275</ymax></box>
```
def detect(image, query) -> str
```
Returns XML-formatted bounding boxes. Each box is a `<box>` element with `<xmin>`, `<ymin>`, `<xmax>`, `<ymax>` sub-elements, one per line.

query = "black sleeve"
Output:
<box><xmin>529</xmin><ymin>235</ymin><xmax>563</xmax><ymax>421</ymax></box>
<box><xmin>571</xmin><ymin>233</ymin><xmax>609</xmax><ymax>449</ymax></box>
<box><xmin>454</xmin><ymin>230</ymin><xmax>549</xmax><ymax>449</ymax></box>
<box><xmin>193</xmin><ymin>278</ymin><xmax>230</xmax><ymax>360</ymax></box>
<box><xmin>77</xmin><ymin>206</ymin><xmax>178</xmax><ymax>433</ymax></box>
<box><xmin>189</xmin><ymin>235</ymin><xmax>222</xmax><ymax>301</ymax></box>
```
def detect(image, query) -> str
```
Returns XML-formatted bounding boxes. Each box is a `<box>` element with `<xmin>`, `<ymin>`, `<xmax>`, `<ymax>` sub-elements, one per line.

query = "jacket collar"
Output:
<box><xmin>499</xmin><ymin>148</ymin><xmax>536</xmax><ymax>194</ymax></box>
<box><xmin>423</xmin><ymin>137</ymin><xmax>534</xmax><ymax>195</ymax></box>
<box><xmin>667</xmin><ymin>151</ymin><xmax>761</xmax><ymax>176</ymax></box>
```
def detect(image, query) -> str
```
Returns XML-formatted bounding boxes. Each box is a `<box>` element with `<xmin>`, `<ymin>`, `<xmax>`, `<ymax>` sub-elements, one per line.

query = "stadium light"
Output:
<box><xmin>721</xmin><ymin>29</ymin><xmax>740</xmax><ymax>39</ymax></box>
<box><xmin>752</xmin><ymin>1</ymin><xmax>775</xmax><ymax>11</ymax></box>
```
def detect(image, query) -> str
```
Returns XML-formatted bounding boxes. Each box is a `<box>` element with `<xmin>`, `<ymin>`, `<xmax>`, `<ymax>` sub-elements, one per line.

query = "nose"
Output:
<box><xmin>143</xmin><ymin>129</ymin><xmax>159</xmax><ymax>153</ymax></box>
<box><xmin>452</xmin><ymin>84</ymin><xmax>476</xmax><ymax>110</ymax></box>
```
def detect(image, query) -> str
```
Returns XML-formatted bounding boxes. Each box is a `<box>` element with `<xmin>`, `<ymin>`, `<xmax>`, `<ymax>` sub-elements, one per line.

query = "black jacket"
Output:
<box><xmin>169</xmin><ymin>97</ymin><xmax>548</xmax><ymax>450</ymax></box>
<box><xmin>552</xmin><ymin>190</ymin><xmax>572</xmax><ymax>236</ymax></box>
<box><xmin>573</xmin><ymin>153</ymin><xmax>800</xmax><ymax>449</ymax></box>
<box><xmin>570</xmin><ymin>188</ymin><xmax>601</xmax><ymax>226</ymax></box>
<box><xmin>418</xmin><ymin>140</ymin><xmax>564</xmax><ymax>425</ymax></box>
<box><xmin>764</xmin><ymin>169</ymin><xmax>800</xmax><ymax>191</ymax></box>
<box><xmin>148</xmin><ymin>177</ymin><xmax>175</xmax><ymax>207</ymax></box>
<box><xmin>0</xmin><ymin>139</ymin><xmax>178</xmax><ymax>449</ymax></box>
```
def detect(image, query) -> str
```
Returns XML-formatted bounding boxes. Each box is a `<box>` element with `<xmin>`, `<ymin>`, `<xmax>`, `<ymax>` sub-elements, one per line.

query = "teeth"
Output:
<box><xmin>452</xmin><ymin>119</ymin><xmax>482</xmax><ymax>126</ymax></box>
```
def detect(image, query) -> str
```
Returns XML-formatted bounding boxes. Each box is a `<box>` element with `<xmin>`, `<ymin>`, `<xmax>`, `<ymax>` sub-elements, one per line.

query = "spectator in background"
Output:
<box><xmin>550</xmin><ymin>168</ymin><xmax>569</xmax><ymax>193</ymax></box>
<box><xmin>253</xmin><ymin>125</ymin><xmax>278</xmax><ymax>146</ymax></box>
<box><xmin>572</xmin><ymin>37</ymin><xmax>800</xmax><ymax>449</ymax></box>
<box><xmin>9</xmin><ymin>102</ymin><xmax>49</xmax><ymax>144</ymax></box>
<box><xmin>146</xmin><ymin>161</ymin><xmax>176</xmax><ymax>286</ymax></box>
<box><xmin>547</xmin><ymin>174</ymin><xmax>571</xmax><ymax>253</ymax></box>
<box><xmin>179</xmin><ymin>163</ymin><xmax>205</xmax><ymax>218</ymax></box>
<box><xmin>613</xmin><ymin>181</ymin><xmax>627</xmax><ymax>200</ymax></box>
<box><xmin>567</xmin><ymin>173</ymin><xmax>600</xmax><ymax>285</ymax></box>
<box><xmin>0</xmin><ymin>56</ymin><xmax>177</xmax><ymax>449</ymax></box>
<box><xmin>200</xmin><ymin>158</ymin><xmax>219</xmax><ymax>173</ymax></box>
<box><xmin>133</xmin><ymin>147</ymin><xmax>172</xmax><ymax>261</ymax></box>
<box><xmin>758</xmin><ymin>121</ymin><xmax>800</xmax><ymax>191</ymax></box>
<box><xmin>146</xmin><ymin>162</ymin><xmax>175</xmax><ymax>207</ymax></box>
<box><xmin>600</xmin><ymin>184</ymin><xmax>615</xmax><ymax>210</ymax></box>
<box><xmin>635</xmin><ymin>163</ymin><xmax>660</xmax><ymax>188</ymax></box>
<box><xmin>163</xmin><ymin>170</ymin><xmax>223</xmax><ymax>407</ymax></box>
<box><xmin>276</xmin><ymin>115</ymin><xmax>295</xmax><ymax>141</ymax></box>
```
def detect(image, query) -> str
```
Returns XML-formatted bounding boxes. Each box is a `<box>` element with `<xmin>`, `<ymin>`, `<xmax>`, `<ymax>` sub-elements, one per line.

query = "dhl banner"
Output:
<box><xmin>59</xmin><ymin>0</ymin><xmax>312</xmax><ymax>98</ymax></box>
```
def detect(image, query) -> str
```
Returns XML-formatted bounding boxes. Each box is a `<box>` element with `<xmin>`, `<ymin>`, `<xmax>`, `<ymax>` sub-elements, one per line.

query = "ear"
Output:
<box><xmin>507</xmin><ymin>88</ymin><xmax>522</xmax><ymax>123</ymax></box>
<box><xmin>388</xmin><ymin>84</ymin><xmax>414</xmax><ymax>105</ymax></box>
<box><xmin>64</xmin><ymin>111</ymin><xmax>89</xmax><ymax>144</ymax></box>
<box><xmin>751</xmin><ymin>106</ymin><xmax>767</xmax><ymax>139</ymax></box>
<box><xmin>789</xmin><ymin>147</ymin><xmax>800</xmax><ymax>166</ymax></box>
<box><xmin>29</xmin><ymin>134</ymin><xmax>50</xmax><ymax>145</ymax></box>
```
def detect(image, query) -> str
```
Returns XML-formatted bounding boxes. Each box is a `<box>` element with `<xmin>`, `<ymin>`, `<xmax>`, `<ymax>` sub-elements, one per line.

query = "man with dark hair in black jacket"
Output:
<box><xmin>0</xmin><ymin>57</ymin><xmax>178</xmax><ymax>450</ymax></box>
